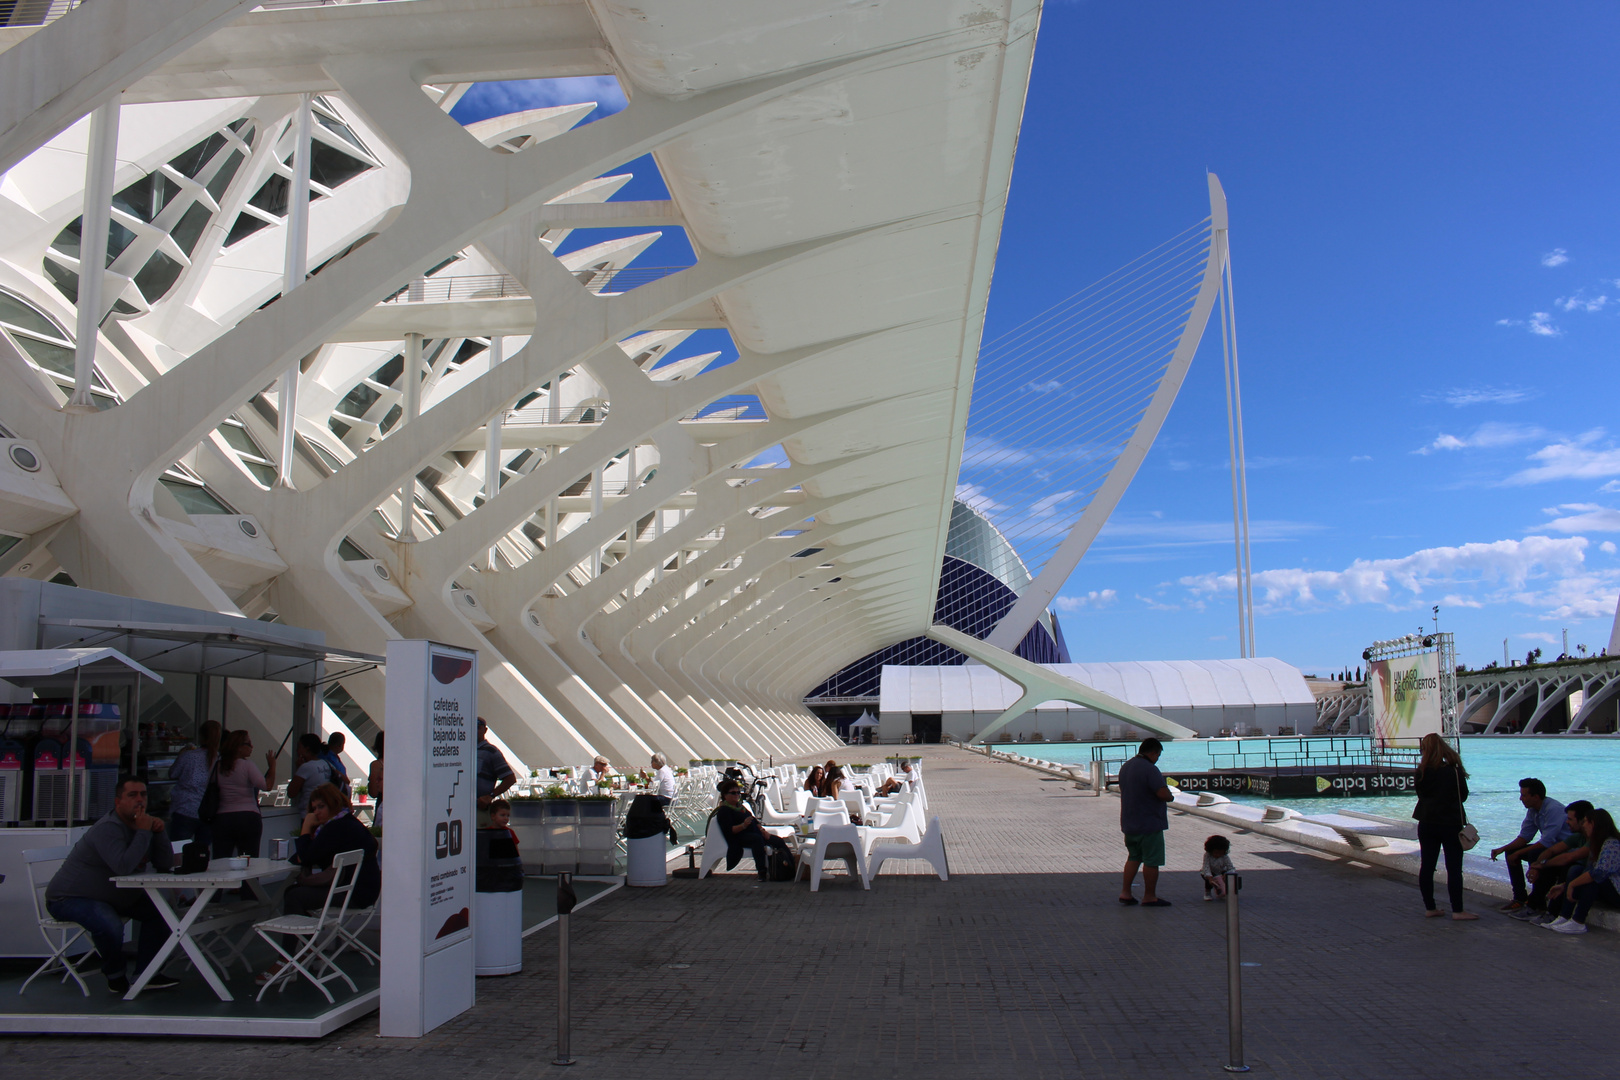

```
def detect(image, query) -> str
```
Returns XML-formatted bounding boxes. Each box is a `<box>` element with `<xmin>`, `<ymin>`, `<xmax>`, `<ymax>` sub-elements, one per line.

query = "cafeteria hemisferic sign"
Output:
<box><xmin>381</xmin><ymin>640</ymin><xmax>479</xmax><ymax>1038</ymax></box>
<box><xmin>424</xmin><ymin>647</ymin><xmax>474</xmax><ymax>952</ymax></box>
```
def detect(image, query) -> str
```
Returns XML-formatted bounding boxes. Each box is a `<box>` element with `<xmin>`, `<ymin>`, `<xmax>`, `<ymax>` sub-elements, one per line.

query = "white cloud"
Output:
<box><xmin>1505</xmin><ymin>431</ymin><xmax>1620</xmax><ymax>484</ymax></box>
<box><xmin>1557</xmin><ymin>291</ymin><xmax>1608</xmax><ymax>313</ymax></box>
<box><xmin>1025</xmin><ymin>379</ymin><xmax>1063</xmax><ymax>393</ymax></box>
<box><xmin>1028</xmin><ymin>490</ymin><xmax>1078</xmax><ymax>517</ymax></box>
<box><xmin>1053</xmin><ymin>589</ymin><xmax>1117</xmax><ymax>612</ymax></box>
<box><xmin>1415</xmin><ymin>422</ymin><xmax>1545</xmax><ymax>455</ymax></box>
<box><xmin>954</xmin><ymin>483</ymin><xmax>1007</xmax><ymax>516</ymax></box>
<box><xmin>1520</xmin><ymin>631</ymin><xmax>1558</xmax><ymax>644</ymax></box>
<box><xmin>1178</xmin><ymin>535</ymin><xmax>1615</xmax><ymax>620</ymax></box>
<box><xmin>1542</xmin><ymin>248</ymin><xmax>1570</xmax><ymax>267</ymax></box>
<box><xmin>1602</xmin><ymin>541</ymin><xmax>1618</xmax><ymax>555</ymax></box>
<box><xmin>1528</xmin><ymin>311</ymin><xmax>1561</xmax><ymax>336</ymax></box>
<box><xmin>1431</xmin><ymin>385</ymin><xmax>1535</xmax><ymax>408</ymax></box>
<box><xmin>1350</xmin><ymin>454</ymin><xmax>1373</xmax><ymax>462</ymax></box>
<box><xmin>1540</xmin><ymin>503</ymin><xmax>1620</xmax><ymax>533</ymax></box>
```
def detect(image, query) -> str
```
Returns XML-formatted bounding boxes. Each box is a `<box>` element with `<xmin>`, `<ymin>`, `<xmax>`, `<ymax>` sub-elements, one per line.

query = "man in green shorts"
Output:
<box><xmin>1118</xmin><ymin>737</ymin><xmax>1175</xmax><ymax>907</ymax></box>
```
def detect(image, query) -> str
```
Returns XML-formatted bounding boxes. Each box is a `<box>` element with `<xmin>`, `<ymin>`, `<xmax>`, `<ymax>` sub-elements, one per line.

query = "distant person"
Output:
<box><xmin>1544</xmin><ymin>808</ymin><xmax>1620</xmax><ymax>934</ymax></box>
<box><xmin>367</xmin><ymin>731</ymin><xmax>384</xmax><ymax>830</ymax></box>
<box><xmin>476</xmin><ymin>718</ymin><xmax>516</xmax><ymax>825</ymax></box>
<box><xmin>1518</xmin><ymin>800</ymin><xmax>1595</xmax><ymax>922</ymax></box>
<box><xmin>651</xmin><ymin>754</ymin><xmax>676</xmax><ymax>806</ymax></box>
<box><xmin>1118</xmin><ymin>738</ymin><xmax>1174</xmax><ymax>907</ymax></box>
<box><xmin>804</xmin><ymin>765</ymin><xmax>825</xmax><ymax>797</ymax></box>
<box><xmin>1201</xmin><ymin>834</ymin><xmax>1235</xmax><ymax>900</ymax></box>
<box><xmin>588</xmin><ymin>755</ymin><xmax>614</xmax><ymax>788</ymax></box>
<box><xmin>713</xmin><ymin>780</ymin><xmax>793</xmax><ymax>881</ymax></box>
<box><xmin>45</xmin><ymin>777</ymin><xmax>180</xmax><ymax>995</ymax></box>
<box><xmin>286</xmin><ymin>733</ymin><xmax>335</xmax><ymax>816</ymax></box>
<box><xmin>1411</xmin><ymin>733</ymin><xmax>1478</xmax><ymax>920</ymax></box>
<box><xmin>167</xmin><ymin>720</ymin><xmax>220</xmax><ymax>846</ymax></box>
<box><xmin>322</xmin><ymin>731</ymin><xmax>351</xmax><ymax>796</ymax></box>
<box><xmin>1490</xmin><ymin>777</ymin><xmax>1570</xmax><ymax>913</ymax></box>
<box><xmin>876</xmin><ymin>760</ymin><xmax>919</xmax><ymax>798</ymax></box>
<box><xmin>212</xmin><ymin>729</ymin><xmax>275</xmax><ymax>862</ymax></box>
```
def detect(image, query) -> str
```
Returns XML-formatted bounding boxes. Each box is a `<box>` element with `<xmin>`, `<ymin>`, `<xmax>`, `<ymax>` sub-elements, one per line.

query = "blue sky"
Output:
<box><xmin>452</xmin><ymin>6</ymin><xmax>1620</xmax><ymax>674</ymax></box>
<box><xmin>981</xmin><ymin>2</ymin><xmax>1620</xmax><ymax>674</ymax></box>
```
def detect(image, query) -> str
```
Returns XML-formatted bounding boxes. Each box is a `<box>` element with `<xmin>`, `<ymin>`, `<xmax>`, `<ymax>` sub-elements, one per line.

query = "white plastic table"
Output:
<box><xmin>112</xmin><ymin>858</ymin><xmax>291</xmax><ymax>1000</ymax></box>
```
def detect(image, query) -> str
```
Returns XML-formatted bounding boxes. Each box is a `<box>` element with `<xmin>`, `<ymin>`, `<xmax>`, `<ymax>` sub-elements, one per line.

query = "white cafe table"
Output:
<box><xmin>111</xmin><ymin>858</ymin><xmax>292</xmax><ymax>1001</ymax></box>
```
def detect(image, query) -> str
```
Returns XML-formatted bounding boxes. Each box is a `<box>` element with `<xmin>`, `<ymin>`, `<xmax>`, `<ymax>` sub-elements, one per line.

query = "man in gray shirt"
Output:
<box><xmin>45</xmin><ymin>776</ymin><xmax>178</xmax><ymax>994</ymax></box>
<box><xmin>1117</xmin><ymin>738</ymin><xmax>1175</xmax><ymax>907</ymax></box>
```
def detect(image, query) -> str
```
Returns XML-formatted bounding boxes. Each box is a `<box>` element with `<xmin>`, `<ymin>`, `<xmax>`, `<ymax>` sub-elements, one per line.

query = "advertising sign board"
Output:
<box><xmin>1369</xmin><ymin>649</ymin><xmax>1441</xmax><ymax>750</ymax></box>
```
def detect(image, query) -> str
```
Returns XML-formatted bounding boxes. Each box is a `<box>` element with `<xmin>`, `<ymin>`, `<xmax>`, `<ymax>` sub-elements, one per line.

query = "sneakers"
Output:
<box><xmin>1203</xmin><ymin>893</ymin><xmax>1214</xmax><ymax>902</ymax></box>
<box><xmin>144</xmin><ymin>974</ymin><xmax>182</xmax><ymax>991</ymax></box>
<box><xmin>1541</xmin><ymin>916</ymin><xmax>1571</xmax><ymax>930</ymax></box>
<box><xmin>105</xmin><ymin>974</ymin><xmax>129</xmax><ymax>996</ymax></box>
<box><xmin>1533</xmin><ymin>912</ymin><xmax>1561</xmax><ymax>926</ymax></box>
<box><xmin>1508</xmin><ymin>906</ymin><xmax>1541</xmax><ymax>921</ymax></box>
<box><xmin>1499</xmin><ymin>899</ymin><xmax>1526</xmax><ymax>913</ymax></box>
<box><xmin>1551</xmin><ymin>919</ymin><xmax>1588</xmax><ymax>935</ymax></box>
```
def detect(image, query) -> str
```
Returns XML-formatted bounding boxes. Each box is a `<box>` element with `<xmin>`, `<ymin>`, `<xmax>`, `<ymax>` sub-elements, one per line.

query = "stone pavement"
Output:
<box><xmin>6</xmin><ymin>744</ymin><xmax>1619</xmax><ymax>1079</ymax></box>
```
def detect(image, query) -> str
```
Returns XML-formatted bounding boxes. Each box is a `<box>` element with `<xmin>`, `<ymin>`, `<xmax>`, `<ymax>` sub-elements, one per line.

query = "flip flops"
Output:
<box><xmin>1141</xmin><ymin>898</ymin><xmax>1172</xmax><ymax>907</ymax></box>
<box><xmin>1118</xmin><ymin>896</ymin><xmax>1139</xmax><ymax>906</ymax></box>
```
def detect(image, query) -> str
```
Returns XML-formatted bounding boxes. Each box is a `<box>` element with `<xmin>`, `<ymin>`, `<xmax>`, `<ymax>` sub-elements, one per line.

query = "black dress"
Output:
<box><xmin>1412</xmin><ymin>763</ymin><xmax>1469</xmax><ymax>912</ymax></box>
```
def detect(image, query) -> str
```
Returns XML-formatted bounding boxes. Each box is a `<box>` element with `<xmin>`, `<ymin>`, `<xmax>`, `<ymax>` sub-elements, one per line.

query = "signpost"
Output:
<box><xmin>380</xmin><ymin>640</ymin><xmax>478</xmax><ymax>1038</ymax></box>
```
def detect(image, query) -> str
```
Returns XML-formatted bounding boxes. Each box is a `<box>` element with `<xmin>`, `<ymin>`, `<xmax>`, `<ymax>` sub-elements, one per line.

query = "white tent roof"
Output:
<box><xmin>879</xmin><ymin>658</ymin><xmax>1312</xmax><ymax>713</ymax></box>
<box><xmin>0</xmin><ymin>648</ymin><xmax>164</xmax><ymax>685</ymax></box>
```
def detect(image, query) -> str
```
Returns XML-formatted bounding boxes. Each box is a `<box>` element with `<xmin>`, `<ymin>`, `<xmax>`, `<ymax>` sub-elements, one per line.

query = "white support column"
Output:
<box><xmin>276</xmin><ymin>96</ymin><xmax>313</xmax><ymax>488</ymax></box>
<box><xmin>624</xmin><ymin>445</ymin><xmax>638</xmax><ymax>559</ymax></box>
<box><xmin>68</xmin><ymin>95</ymin><xmax>121</xmax><ymax>411</ymax></box>
<box><xmin>398</xmin><ymin>331</ymin><xmax>423</xmax><ymax>541</ymax></box>
<box><xmin>483</xmin><ymin>335</ymin><xmax>505</xmax><ymax>570</ymax></box>
<box><xmin>654</xmin><ymin>508</ymin><xmax>665</xmax><ymax>582</ymax></box>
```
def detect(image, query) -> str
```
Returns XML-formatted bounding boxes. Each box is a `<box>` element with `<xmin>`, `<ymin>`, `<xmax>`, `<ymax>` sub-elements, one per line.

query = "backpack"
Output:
<box><xmin>768</xmin><ymin>846</ymin><xmax>797</xmax><ymax>882</ymax></box>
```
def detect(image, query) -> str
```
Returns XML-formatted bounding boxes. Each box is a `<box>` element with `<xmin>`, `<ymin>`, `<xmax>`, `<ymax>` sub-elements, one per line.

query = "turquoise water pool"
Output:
<box><xmin>992</xmin><ymin>737</ymin><xmax>1620</xmax><ymax>844</ymax></box>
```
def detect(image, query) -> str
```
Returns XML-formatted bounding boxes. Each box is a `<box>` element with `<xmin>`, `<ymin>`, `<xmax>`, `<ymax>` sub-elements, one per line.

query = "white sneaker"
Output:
<box><xmin>1541</xmin><ymin>916</ymin><xmax>1570</xmax><ymax>930</ymax></box>
<box><xmin>1552</xmin><ymin>920</ymin><xmax>1588</xmax><ymax>935</ymax></box>
<box><xmin>1203</xmin><ymin>894</ymin><xmax>1213</xmax><ymax>902</ymax></box>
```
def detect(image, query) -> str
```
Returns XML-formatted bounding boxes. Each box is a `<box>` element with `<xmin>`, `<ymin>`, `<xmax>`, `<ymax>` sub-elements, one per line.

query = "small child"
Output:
<box><xmin>1201</xmin><ymin>834</ymin><xmax>1235</xmax><ymax>900</ymax></box>
<box><xmin>488</xmin><ymin>798</ymin><xmax>519</xmax><ymax>851</ymax></box>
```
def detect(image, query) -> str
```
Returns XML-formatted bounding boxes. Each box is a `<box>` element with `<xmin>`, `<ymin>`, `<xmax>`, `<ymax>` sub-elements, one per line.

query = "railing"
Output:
<box><xmin>1206</xmin><ymin>735</ymin><xmax>1417</xmax><ymax>772</ymax></box>
<box><xmin>1</xmin><ymin>0</ymin><xmax>81</xmax><ymax>27</ymax></box>
<box><xmin>381</xmin><ymin>273</ymin><xmax>527</xmax><ymax>304</ymax></box>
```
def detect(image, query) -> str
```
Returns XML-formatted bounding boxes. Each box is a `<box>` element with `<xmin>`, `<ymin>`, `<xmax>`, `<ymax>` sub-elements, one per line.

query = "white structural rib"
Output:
<box><xmin>981</xmin><ymin>173</ymin><xmax>1231</xmax><ymax>654</ymax></box>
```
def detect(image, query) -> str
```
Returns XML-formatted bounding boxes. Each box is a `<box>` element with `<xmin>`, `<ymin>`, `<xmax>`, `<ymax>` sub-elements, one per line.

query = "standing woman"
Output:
<box><xmin>212</xmin><ymin>728</ymin><xmax>277</xmax><ymax>860</ymax></box>
<box><xmin>1413</xmin><ymin>732</ymin><xmax>1478</xmax><ymax>921</ymax></box>
<box><xmin>367</xmin><ymin>731</ymin><xmax>384</xmax><ymax>830</ymax></box>
<box><xmin>169</xmin><ymin>720</ymin><xmax>221</xmax><ymax>846</ymax></box>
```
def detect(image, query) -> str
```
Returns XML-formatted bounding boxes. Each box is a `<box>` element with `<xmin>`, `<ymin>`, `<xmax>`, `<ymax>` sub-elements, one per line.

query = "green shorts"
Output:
<box><xmin>1123</xmin><ymin>831</ymin><xmax>1166</xmax><ymax>867</ymax></box>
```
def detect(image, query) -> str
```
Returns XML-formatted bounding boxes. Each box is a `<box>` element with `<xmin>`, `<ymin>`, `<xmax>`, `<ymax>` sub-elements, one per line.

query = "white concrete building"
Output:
<box><xmin>0</xmin><ymin>0</ymin><xmax>1059</xmax><ymax>765</ymax></box>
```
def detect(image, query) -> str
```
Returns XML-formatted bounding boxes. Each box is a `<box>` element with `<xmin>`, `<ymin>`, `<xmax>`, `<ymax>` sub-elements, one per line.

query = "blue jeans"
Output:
<box><xmin>46</xmin><ymin>895</ymin><xmax>168</xmax><ymax>979</ymax></box>
<box><xmin>1558</xmin><ymin>878</ymin><xmax>1620</xmax><ymax>923</ymax></box>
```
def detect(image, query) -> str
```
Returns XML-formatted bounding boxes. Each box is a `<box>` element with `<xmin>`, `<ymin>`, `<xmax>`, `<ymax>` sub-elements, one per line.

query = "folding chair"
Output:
<box><xmin>20</xmin><ymin>846</ymin><xmax>91</xmax><ymax>996</ymax></box>
<box><xmin>252</xmin><ymin>850</ymin><xmax>363</xmax><ymax>1003</ymax></box>
<box><xmin>331</xmin><ymin>902</ymin><xmax>380</xmax><ymax>966</ymax></box>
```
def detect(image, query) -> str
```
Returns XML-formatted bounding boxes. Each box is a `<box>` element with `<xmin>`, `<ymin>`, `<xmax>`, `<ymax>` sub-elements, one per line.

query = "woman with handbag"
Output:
<box><xmin>1412</xmin><ymin>732</ymin><xmax>1479</xmax><ymax>920</ymax></box>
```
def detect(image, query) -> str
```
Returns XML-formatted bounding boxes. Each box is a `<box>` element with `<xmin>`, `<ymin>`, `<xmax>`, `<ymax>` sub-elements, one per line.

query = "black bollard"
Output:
<box><xmin>554</xmin><ymin>872</ymin><xmax>577</xmax><ymax>1066</ymax></box>
<box><xmin>1223</xmin><ymin>873</ymin><xmax>1249</xmax><ymax>1073</ymax></box>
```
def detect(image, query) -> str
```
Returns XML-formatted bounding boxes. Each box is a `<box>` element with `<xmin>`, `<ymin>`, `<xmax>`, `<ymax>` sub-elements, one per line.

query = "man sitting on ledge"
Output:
<box><xmin>45</xmin><ymin>777</ymin><xmax>179</xmax><ymax>995</ymax></box>
<box><xmin>1492</xmin><ymin>777</ymin><xmax>1571</xmax><ymax>914</ymax></box>
<box><xmin>1518</xmin><ymin>799</ymin><xmax>1594</xmax><ymax>922</ymax></box>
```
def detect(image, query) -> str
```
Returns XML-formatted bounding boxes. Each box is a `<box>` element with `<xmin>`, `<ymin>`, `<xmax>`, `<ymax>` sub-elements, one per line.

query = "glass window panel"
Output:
<box><xmin>217</xmin><ymin>421</ymin><xmax>262</xmax><ymax>457</ymax></box>
<box><xmin>224</xmin><ymin>212</ymin><xmax>272</xmax><ymax>247</ymax></box>
<box><xmin>133</xmin><ymin>250</ymin><xmax>183</xmax><ymax>303</ymax></box>
<box><xmin>15</xmin><ymin>336</ymin><xmax>75</xmax><ymax>378</ymax></box>
<box><xmin>50</xmin><ymin>220</ymin><xmax>81</xmax><ymax>259</ymax></box>
<box><xmin>241</xmin><ymin>459</ymin><xmax>276</xmax><ymax>486</ymax></box>
<box><xmin>308</xmin><ymin>141</ymin><xmax>371</xmax><ymax>189</ymax></box>
<box><xmin>336</xmin><ymin>381</ymin><xmax>381</xmax><ymax>418</ymax></box>
<box><xmin>308</xmin><ymin>440</ymin><xmax>345</xmax><ymax>473</ymax></box>
<box><xmin>42</xmin><ymin>260</ymin><xmax>78</xmax><ymax>304</ymax></box>
<box><xmin>337</xmin><ymin>538</ymin><xmax>370</xmax><ymax>562</ymax></box>
<box><xmin>248</xmin><ymin>173</ymin><xmax>290</xmax><ymax>218</ymax></box>
<box><xmin>105</xmin><ymin>219</ymin><xmax>137</xmax><ymax>265</ymax></box>
<box><xmin>0</xmin><ymin>534</ymin><xmax>21</xmax><ymax>560</ymax></box>
<box><xmin>159</xmin><ymin>477</ymin><xmax>233</xmax><ymax>515</ymax></box>
<box><xmin>0</xmin><ymin>292</ymin><xmax>67</xmax><ymax>340</ymax></box>
<box><xmin>204</xmin><ymin>150</ymin><xmax>244</xmax><ymax>201</ymax></box>
<box><xmin>112</xmin><ymin>173</ymin><xmax>178</xmax><ymax>224</ymax></box>
<box><xmin>170</xmin><ymin>201</ymin><xmax>212</xmax><ymax>257</ymax></box>
<box><xmin>169</xmin><ymin>132</ymin><xmax>227</xmax><ymax>179</ymax></box>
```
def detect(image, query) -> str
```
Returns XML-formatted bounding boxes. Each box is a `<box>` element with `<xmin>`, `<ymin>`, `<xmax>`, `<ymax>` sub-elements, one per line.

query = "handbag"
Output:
<box><xmin>1455</xmin><ymin>767</ymin><xmax>1479</xmax><ymax>850</ymax></box>
<box><xmin>197</xmin><ymin>758</ymin><xmax>221</xmax><ymax>824</ymax></box>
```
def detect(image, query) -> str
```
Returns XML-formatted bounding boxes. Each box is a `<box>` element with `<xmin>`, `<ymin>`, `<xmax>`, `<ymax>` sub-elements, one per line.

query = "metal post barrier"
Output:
<box><xmin>1223</xmin><ymin>873</ymin><xmax>1248</xmax><ymax>1073</ymax></box>
<box><xmin>554</xmin><ymin>872</ymin><xmax>577</xmax><ymax>1066</ymax></box>
<box><xmin>1089</xmin><ymin>759</ymin><xmax>1105</xmax><ymax>795</ymax></box>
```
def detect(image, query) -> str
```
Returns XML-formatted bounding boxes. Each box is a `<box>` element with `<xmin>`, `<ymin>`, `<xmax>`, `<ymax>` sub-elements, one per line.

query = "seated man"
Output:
<box><xmin>876</xmin><ymin>760</ymin><xmax>920</xmax><ymax>798</ymax></box>
<box><xmin>713</xmin><ymin>780</ymin><xmax>793</xmax><ymax>881</ymax></box>
<box><xmin>1490</xmin><ymin>777</ymin><xmax>1570</xmax><ymax>913</ymax></box>
<box><xmin>1519</xmin><ymin>800</ymin><xmax>1594</xmax><ymax>921</ymax></box>
<box><xmin>44</xmin><ymin>777</ymin><xmax>180</xmax><ymax>995</ymax></box>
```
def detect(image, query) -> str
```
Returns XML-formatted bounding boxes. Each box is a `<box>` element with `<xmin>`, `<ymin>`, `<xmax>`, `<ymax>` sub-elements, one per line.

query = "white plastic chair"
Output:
<box><xmin>20</xmin><ymin>846</ymin><xmax>91</xmax><ymax>996</ymax></box>
<box><xmin>801</xmin><ymin>823</ymin><xmax>868</xmax><ymax>891</ymax></box>
<box><xmin>860</xmin><ymin>800</ymin><xmax>922</xmax><ymax>855</ymax></box>
<box><xmin>253</xmin><ymin>849</ymin><xmax>364</xmax><ymax>1003</ymax></box>
<box><xmin>811</xmin><ymin>806</ymin><xmax>850</xmax><ymax>830</ymax></box>
<box><xmin>864</xmin><ymin>815</ymin><xmax>949</xmax><ymax>886</ymax></box>
<box><xmin>698</xmin><ymin>815</ymin><xmax>729</xmax><ymax>877</ymax></box>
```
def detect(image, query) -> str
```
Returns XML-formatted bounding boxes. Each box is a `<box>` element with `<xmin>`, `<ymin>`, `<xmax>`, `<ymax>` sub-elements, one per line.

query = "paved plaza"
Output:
<box><xmin>5</xmin><ymin>745</ymin><xmax>1618</xmax><ymax>1079</ymax></box>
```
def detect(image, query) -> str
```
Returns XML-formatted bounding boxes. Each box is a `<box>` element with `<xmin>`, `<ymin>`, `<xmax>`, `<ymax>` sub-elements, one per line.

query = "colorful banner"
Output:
<box><xmin>1369</xmin><ymin>649</ymin><xmax>1442</xmax><ymax>749</ymax></box>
